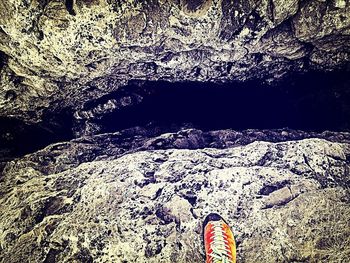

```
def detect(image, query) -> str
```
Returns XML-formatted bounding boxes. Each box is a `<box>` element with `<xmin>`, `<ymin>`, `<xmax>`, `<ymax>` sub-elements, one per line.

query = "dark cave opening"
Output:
<box><xmin>97</xmin><ymin>71</ymin><xmax>350</xmax><ymax>133</ymax></box>
<box><xmin>0</xmin><ymin>71</ymin><xmax>349</xmax><ymax>164</ymax></box>
<box><xmin>0</xmin><ymin>111</ymin><xmax>73</xmax><ymax>168</ymax></box>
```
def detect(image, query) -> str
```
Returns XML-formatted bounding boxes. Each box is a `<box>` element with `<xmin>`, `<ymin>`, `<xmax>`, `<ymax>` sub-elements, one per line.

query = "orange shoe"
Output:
<box><xmin>203</xmin><ymin>213</ymin><xmax>236</xmax><ymax>263</ymax></box>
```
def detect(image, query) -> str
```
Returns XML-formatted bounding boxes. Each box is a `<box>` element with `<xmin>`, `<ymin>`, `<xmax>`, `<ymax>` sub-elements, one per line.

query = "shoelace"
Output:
<box><xmin>208</xmin><ymin>221</ymin><xmax>233</xmax><ymax>263</ymax></box>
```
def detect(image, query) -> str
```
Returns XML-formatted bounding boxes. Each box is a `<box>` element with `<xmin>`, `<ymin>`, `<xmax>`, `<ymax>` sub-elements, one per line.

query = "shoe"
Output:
<box><xmin>203</xmin><ymin>213</ymin><xmax>236</xmax><ymax>263</ymax></box>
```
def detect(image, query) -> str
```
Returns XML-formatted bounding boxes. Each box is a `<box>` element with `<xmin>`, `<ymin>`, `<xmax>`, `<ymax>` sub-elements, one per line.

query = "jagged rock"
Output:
<box><xmin>1</xmin><ymin>136</ymin><xmax>350</xmax><ymax>262</ymax></box>
<box><xmin>0</xmin><ymin>1</ymin><xmax>349</xmax><ymax>261</ymax></box>
<box><xmin>3</xmin><ymin>127</ymin><xmax>350</xmax><ymax>176</ymax></box>
<box><xmin>0</xmin><ymin>0</ymin><xmax>349</xmax><ymax>123</ymax></box>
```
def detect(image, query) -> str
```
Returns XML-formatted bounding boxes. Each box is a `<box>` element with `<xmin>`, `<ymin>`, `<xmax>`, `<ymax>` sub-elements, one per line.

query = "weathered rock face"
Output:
<box><xmin>0</xmin><ymin>0</ymin><xmax>349</xmax><ymax>123</ymax></box>
<box><xmin>1</xmin><ymin>134</ymin><xmax>350</xmax><ymax>262</ymax></box>
<box><xmin>1</xmin><ymin>2</ymin><xmax>350</xmax><ymax>261</ymax></box>
<box><xmin>2</xmin><ymin>126</ymin><xmax>350</xmax><ymax>175</ymax></box>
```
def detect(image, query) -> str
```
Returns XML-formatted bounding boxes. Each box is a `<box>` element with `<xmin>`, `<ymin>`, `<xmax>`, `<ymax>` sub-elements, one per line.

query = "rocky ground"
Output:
<box><xmin>1</xmin><ymin>129</ymin><xmax>350</xmax><ymax>262</ymax></box>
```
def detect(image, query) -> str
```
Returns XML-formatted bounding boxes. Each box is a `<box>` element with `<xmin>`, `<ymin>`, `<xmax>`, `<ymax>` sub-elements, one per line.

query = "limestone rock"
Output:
<box><xmin>0</xmin><ymin>0</ymin><xmax>349</xmax><ymax>123</ymax></box>
<box><xmin>1</xmin><ymin>137</ymin><xmax>350</xmax><ymax>262</ymax></box>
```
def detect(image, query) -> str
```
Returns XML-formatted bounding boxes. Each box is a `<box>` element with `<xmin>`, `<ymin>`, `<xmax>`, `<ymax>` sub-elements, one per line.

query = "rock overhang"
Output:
<box><xmin>0</xmin><ymin>0</ymin><xmax>350</xmax><ymax>163</ymax></box>
<box><xmin>0</xmin><ymin>0</ymin><xmax>349</xmax><ymax>124</ymax></box>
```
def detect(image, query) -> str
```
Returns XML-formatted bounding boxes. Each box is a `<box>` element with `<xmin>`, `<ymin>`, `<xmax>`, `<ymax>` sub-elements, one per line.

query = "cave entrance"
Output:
<box><xmin>97</xmin><ymin>71</ymin><xmax>350</xmax><ymax>133</ymax></box>
<box><xmin>1</xmin><ymin>71</ymin><xmax>349</xmax><ymax>164</ymax></box>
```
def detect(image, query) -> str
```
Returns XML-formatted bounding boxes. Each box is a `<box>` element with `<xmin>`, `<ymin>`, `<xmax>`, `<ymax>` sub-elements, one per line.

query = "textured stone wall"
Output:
<box><xmin>1</xmin><ymin>2</ymin><xmax>350</xmax><ymax>262</ymax></box>
<box><xmin>0</xmin><ymin>0</ymin><xmax>349</xmax><ymax>123</ymax></box>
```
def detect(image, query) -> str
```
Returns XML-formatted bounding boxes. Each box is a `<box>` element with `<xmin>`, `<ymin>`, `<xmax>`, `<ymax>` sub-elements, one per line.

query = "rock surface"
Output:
<box><xmin>0</xmin><ymin>0</ymin><xmax>349</xmax><ymax>123</ymax></box>
<box><xmin>1</xmin><ymin>1</ymin><xmax>350</xmax><ymax>261</ymax></box>
<box><xmin>1</xmin><ymin>132</ymin><xmax>350</xmax><ymax>262</ymax></box>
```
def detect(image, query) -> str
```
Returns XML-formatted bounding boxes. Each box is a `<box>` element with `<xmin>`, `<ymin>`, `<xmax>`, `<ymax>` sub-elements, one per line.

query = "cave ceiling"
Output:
<box><xmin>0</xmin><ymin>0</ymin><xmax>349</xmax><ymax>124</ymax></box>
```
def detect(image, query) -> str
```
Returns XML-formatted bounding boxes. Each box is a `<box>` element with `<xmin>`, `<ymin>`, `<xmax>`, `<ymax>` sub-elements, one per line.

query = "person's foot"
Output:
<box><xmin>203</xmin><ymin>213</ymin><xmax>236</xmax><ymax>263</ymax></box>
